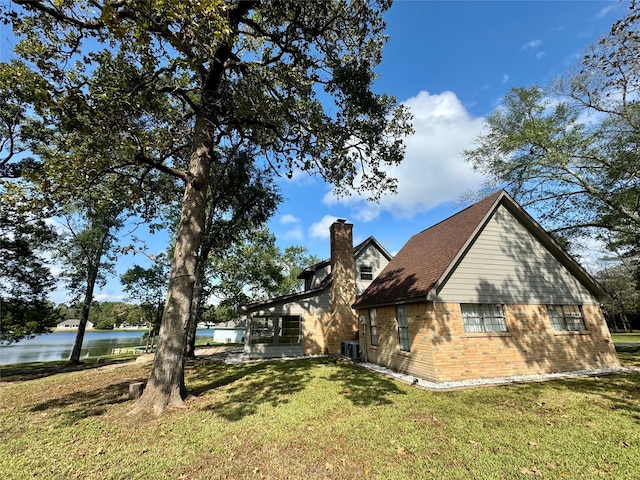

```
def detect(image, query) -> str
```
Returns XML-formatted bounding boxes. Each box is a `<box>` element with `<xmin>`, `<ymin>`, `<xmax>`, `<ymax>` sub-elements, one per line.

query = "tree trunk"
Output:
<box><xmin>186</xmin><ymin>201</ymin><xmax>217</xmax><ymax>357</ymax></box>
<box><xmin>68</xmin><ymin>264</ymin><xmax>99</xmax><ymax>365</ymax></box>
<box><xmin>130</xmin><ymin>113</ymin><xmax>212</xmax><ymax>416</ymax></box>
<box><xmin>129</xmin><ymin>5</ymin><xmax>247</xmax><ymax>416</ymax></box>
<box><xmin>185</xmin><ymin>257</ymin><xmax>206</xmax><ymax>358</ymax></box>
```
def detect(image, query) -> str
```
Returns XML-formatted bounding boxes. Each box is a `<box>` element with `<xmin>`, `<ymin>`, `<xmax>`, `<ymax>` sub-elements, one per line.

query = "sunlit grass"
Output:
<box><xmin>611</xmin><ymin>333</ymin><xmax>640</xmax><ymax>344</ymax></box>
<box><xmin>1</xmin><ymin>356</ymin><xmax>639</xmax><ymax>479</ymax></box>
<box><xmin>616</xmin><ymin>346</ymin><xmax>640</xmax><ymax>368</ymax></box>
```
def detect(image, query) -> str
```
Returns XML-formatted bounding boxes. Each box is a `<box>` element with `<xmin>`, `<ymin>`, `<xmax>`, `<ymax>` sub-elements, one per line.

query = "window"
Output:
<box><xmin>547</xmin><ymin>305</ymin><xmax>586</xmax><ymax>331</ymax></box>
<box><xmin>360</xmin><ymin>265</ymin><xmax>373</xmax><ymax>280</ymax></box>
<box><xmin>250</xmin><ymin>316</ymin><xmax>302</xmax><ymax>344</ymax></box>
<box><xmin>369</xmin><ymin>308</ymin><xmax>378</xmax><ymax>346</ymax></box>
<box><xmin>250</xmin><ymin>317</ymin><xmax>275</xmax><ymax>344</ymax></box>
<box><xmin>461</xmin><ymin>304</ymin><xmax>508</xmax><ymax>333</ymax></box>
<box><xmin>279</xmin><ymin>315</ymin><xmax>301</xmax><ymax>344</ymax></box>
<box><xmin>396</xmin><ymin>305</ymin><xmax>410</xmax><ymax>352</ymax></box>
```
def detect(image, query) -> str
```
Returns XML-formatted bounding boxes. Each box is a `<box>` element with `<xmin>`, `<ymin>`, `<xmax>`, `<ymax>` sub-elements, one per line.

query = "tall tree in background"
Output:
<box><xmin>121</xmin><ymin>258</ymin><xmax>170</xmax><ymax>351</ymax></box>
<box><xmin>210</xmin><ymin>228</ymin><xmax>320</xmax><ymax>312</ymax></box>
<box><xmin>0</xmin><ymin>204</ymin><xmax>59</xmax><ymax>343</ymax></box>
<box><xmin>4</xmin><ymin>0</ymin><xmax>412</xmax><ymax>415</ymax></box>
<box><xmin>0</xmin><ymin>61</ymin><xmax>60</xmax><ymax>343</ymax></box>
<box><xmin>277</xmin><ymin>246</ymin><xmax>323</xmax><ymax>297</ymax></box>
<box><xmin>595</xmin><ymin>260</ymin><xmax>640</xmax><ymax>331</ymax></box>
<box><xmin>464</xmin><ymin>3</ymin><xmax>640</xmax><ymax>253</ymax></box>
<box><xmin>185</xmin><ymin>150</ymin><xmax>280</xmax><ymax>357</ymax></box>
<box><xmin>57</xmin><ymin>195</ymin><xmax>125</xmax><ymax>365</ymax></box>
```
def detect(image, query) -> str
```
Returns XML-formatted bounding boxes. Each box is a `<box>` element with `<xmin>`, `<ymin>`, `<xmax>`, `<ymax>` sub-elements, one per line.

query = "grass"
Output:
<box><xmin>615</xmin><ymin>346</ymin><xmax>640</xmax><ymax>368</ymax></box>
<box><xmin>1</xmin><ymin>353</ymin><xmax>639</xmax><ymax>480</ymax></box>
<box><xmin>611</xmin><ymin>333</ymin><xmax>640</xmax><ymax>344</ymax></box>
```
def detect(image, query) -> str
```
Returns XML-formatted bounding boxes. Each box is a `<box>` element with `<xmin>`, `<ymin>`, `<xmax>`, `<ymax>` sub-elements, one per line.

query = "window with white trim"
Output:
<box><xmin>547</xmin><ymin>305</ymin><xmax>586</xmax><ymax>331</ymax></box>
<box><xmin>360</xmin><ymin>265</ymin><xmax>373</xmax><ymax>280</ymax></box>
<box><xmin>461</xmin><ymin>304</ymin><xmax>508</xmax><ymax>333</ymax></box>
<box><xmin>369</xmin><ymin>308</ymin><xmax>378</xmax><ymax>346</ymax></box>
<box><xmin>396</xmin><ymin>305</ymin><xmax>410</xmax><ymax>352</ymax></box>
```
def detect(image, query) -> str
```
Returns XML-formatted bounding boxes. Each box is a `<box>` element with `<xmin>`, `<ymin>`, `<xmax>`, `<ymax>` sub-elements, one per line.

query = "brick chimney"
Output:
<box><xmin>328</xmin><ymin>219</ymin><xmax>357</xmax><ymax>354</ymax></box>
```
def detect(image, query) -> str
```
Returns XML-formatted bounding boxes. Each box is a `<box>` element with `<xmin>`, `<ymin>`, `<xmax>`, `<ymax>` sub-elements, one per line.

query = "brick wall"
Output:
<box><xmin>359</xmin><ymin>302</ymin><xmax>620</xmax><ymax>383</ymax></box>
<box><xmin>303</xmin><ymin>312</ymin><xmax>330</xmax><ymax>355</ymax></box>
<box><xmin>328</xmin><ymin>221</ymin><xmax>358</xmax><ymax>355</ymax></box>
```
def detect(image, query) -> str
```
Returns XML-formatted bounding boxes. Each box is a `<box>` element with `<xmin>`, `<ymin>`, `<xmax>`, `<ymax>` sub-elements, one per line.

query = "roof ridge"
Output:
<box><xmin>353</xmin><ymin>190</ymin><xmax>505</xmax><ymax>309</ymax></box>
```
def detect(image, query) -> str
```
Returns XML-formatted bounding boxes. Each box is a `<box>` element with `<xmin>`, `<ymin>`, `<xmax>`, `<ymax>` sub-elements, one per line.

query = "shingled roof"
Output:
<box><xmin>352</xmin><ymin>190</ymin><xmax>608</xmax><ymax>309</ymax></box>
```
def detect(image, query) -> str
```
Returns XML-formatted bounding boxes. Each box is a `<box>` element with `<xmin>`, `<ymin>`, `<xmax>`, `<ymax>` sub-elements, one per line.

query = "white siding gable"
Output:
<box><xmin>307</xmin><ymin>266</ymin><xmax>330</xmax><ymax>289</ymax></box>
<box><xmin>355</xmin><ymin>242</ymin><xmax>391</xmax><ymax>296</ymax></box>
<box><xmin>438</xmin><ymin>205</ymin><xmax>598</xmax><ymax>305</ymax></box>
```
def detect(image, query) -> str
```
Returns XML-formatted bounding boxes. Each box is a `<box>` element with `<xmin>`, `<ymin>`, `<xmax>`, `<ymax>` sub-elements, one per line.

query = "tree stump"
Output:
<box><xmin>129</xmin><ymin>382</ymin><xmax>145</xmax><ymax>400</ymax></box>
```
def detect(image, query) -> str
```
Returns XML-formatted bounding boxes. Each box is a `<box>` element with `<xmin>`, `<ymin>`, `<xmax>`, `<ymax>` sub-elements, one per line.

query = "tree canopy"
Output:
<box><xmin>464</xmin><ymin>3</ymin><xmax>640</xmax><ymax>254</ymax></box>
<box><xmin>0</xmin><ymin>201</ymin><xmax>60</xmax><ymax>343</ymax></box>
<box><xmin>2</xmin><ymin>0</ymin><xmax>412</xmax><ymax>415</ymax></box>
<box><xmin>209</xmin><ymin>228</ymin><xmax>320</xmax><ymax>311</ymax></box>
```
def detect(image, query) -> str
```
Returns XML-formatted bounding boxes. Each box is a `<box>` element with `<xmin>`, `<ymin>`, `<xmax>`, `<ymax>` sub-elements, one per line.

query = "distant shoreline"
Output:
<box><xmin>51</xmin><ymin>328</ymin><xmax>150</xmax><ymax>333</ymax></box>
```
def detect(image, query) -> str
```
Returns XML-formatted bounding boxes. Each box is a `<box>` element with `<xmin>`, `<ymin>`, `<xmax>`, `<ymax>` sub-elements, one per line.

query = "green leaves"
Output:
<box><xmin>464</xmin><ymin>4</ymin><xmax>640</xmax><ymax>252</ymax></box>
<box><xmin>209</xmin><ymin>228</ymin><xmax>320</xmax><ymax>310</ymax></box>
<box><xmin>3</xmin><ymin>0</ymin><xmax>412</xmax><ymax>410</ymax></box>
<box><xmin>0</xmin><ymin>203</ymin><xmax>60</xmax><ymax>343</ymax></box>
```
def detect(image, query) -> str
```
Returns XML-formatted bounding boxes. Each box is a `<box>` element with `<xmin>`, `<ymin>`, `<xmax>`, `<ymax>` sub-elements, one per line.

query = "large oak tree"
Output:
<box><xmin>3</xmin><ymin>0</ymin><xmax>412</xmax><ymax>415</ymax></box>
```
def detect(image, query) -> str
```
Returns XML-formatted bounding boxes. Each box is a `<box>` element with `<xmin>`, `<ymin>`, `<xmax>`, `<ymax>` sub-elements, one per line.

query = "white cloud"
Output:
<box><xmin>323</xmin><ymin>90</ymin><xmax>487</xmax><ymax>221</ymax></box>
<box><xmin>309</xmin><ymin>215</ymin><xmax>339</xmax><ymax>239</ymax></box>
<box><xmin>501</xmin><ymin>74</ymin><xmax>510</xmax><ymax>84</ymax></box>
<box><xmin>279</xmin><ymin>214</ymin><xmax>300</xmax><ymax>225</ymax></box>
<box><xmin>522</xmin><ymin>39</ymin><xmax>542</xmax><ymax>50</ymax></box>
<box><xmin>277</xmin><ymin>214</ymin><xmax>304</xmax><ymax>241</ymax></box>
<box><xmin>282</xmin><ymin>226</ymin><xmax>304</xmax><ymax>241</ymax></box>
<box><xmin>595</xmin><ymin>5</ymin><xmax>616</xmax><ymax>19</ymax></box>
<box><xmin>535</xmin><ymin>51</ymin><xmax>547</xmax><ymax>60</ymax></box>
<box><xmin>94</xmin><ymin>290</ymin><xmax>125</xmax><ymax>303</ymax></box>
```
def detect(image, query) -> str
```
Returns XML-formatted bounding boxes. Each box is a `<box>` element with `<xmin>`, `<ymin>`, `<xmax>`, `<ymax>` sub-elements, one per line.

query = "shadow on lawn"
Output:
<box><xmin>0</xmin><ymin>357</ymin><xmax>135</xmax><ymax>383</ymax></box>
<box><xmin>325</xmin><ymin>361</ymin><xmax>405</xmax><ymax>406</ymax></box>
<box><xmin>29</xmin><ymin>377</ymin><xmax>147</xmax><ymax>425</ymax></box>
<box><xmin>456</xmin><ymin>370</ymin><xmax>640</xmax><ymax>424</ymax></box>
<box><xmin>549</xmin><ymin>372</ymin><xmax>640</xmax><ymax>423</ymax></box>
<box><xmin>190</xmin><ymin>358</ymin><xmax>320</xmax><ymax>421</ymax></box>
<box><xmin>188</xmin><ymin>357</ymin><xmax>405</xmax><ymax>421</ymax></box>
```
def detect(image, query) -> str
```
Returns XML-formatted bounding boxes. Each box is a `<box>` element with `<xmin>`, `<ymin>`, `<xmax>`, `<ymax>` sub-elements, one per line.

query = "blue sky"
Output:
<box><xmin>266</xmin><ymin>2</ymin><xmax>626</xmax><ymax>258</ymax></box>
<box><xmin>46</xmin><ymin>0</ymin><xmax>628</xmax><ymax>304</ymax></box>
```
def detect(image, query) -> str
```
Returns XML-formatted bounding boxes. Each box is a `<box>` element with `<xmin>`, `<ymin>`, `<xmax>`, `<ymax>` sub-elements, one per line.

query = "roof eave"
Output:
<box><xmin>240</xmin><ymin>281</ymin><xmax>331</xmax><ymax>313</ymax></box>
<box><xmin>353</xmin><ymin>294</ymin><xmax>432</xmax><ymax>310</ymax></box>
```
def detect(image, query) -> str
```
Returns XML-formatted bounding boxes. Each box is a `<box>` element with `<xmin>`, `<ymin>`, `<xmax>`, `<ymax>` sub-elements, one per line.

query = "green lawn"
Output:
<box><xmin>1</xmin><ymin>355</ymin><xmax>639</xmax><ymax>480</ymax></box>
<box><xmin>611</xmin><ymin>333</ymin><xmax>640</xmax><ymax>344</ymax></box>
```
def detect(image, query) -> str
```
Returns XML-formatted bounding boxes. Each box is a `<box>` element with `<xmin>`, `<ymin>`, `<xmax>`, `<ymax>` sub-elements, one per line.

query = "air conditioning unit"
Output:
<box><xmin>341</xmin><ymin>340</ymin><xmax>360</xmax><ymax>360</ymax></box>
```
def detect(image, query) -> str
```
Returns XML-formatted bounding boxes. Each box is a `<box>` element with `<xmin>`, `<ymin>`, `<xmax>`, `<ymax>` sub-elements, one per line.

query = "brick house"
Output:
<box><xmin>353</xmin><ymin>190</ymin><xmax>620</xmax><ymax>382</ymax></box>
<box><xmin>241</xmin><ymin>220</ymin><xmax>392</xmax><ymax>358</ymax></box>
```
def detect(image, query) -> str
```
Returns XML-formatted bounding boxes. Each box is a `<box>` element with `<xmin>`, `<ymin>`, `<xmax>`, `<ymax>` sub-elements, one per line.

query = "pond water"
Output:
<box><xmin>0</xmin><ymin>329</ymin><xmax>216</xmax><ymax>365</ymax></box>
